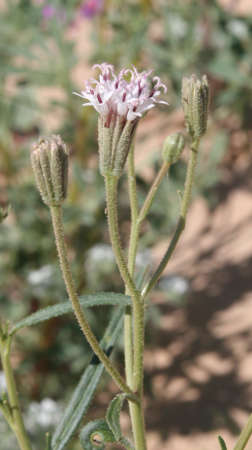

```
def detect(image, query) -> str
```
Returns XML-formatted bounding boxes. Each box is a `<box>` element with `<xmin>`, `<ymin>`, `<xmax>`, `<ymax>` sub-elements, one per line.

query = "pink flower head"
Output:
<box><xmin>74</xmin><ymin>63</ymin><xmax>167</xmax><ymax>125</ymax></box>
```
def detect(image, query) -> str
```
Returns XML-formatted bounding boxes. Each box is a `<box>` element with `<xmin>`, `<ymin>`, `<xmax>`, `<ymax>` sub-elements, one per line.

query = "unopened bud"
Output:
<box><xmin>162</xmin><ymin>132</ymin><xmax>185</xmax><ymax>165</ymax></box>
<box><xmin>31</xmin><ymin>135</ymin><xmax>69</xmax><ymax>206</ymax></box>
<box><xmin>182</xmin><ymin>75</ymin><xmax>209</xmax><ymax>139</ymax></box>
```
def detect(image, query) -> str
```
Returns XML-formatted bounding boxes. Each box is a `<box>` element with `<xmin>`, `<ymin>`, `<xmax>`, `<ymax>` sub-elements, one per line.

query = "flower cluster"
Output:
<box><xmin>74</xmin><ymin>63</ymin><xmax>167</xmax><ymax>124</ymax></box>
<box><xmin>75</xmin><ymin>63</ymin><xmax>167</xmax><ymax>177</ymax></box>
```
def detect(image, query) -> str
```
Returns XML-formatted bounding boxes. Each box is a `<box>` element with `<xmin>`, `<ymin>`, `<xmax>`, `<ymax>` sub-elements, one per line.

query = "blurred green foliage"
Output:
<box><xmin>93</xmin><ymin>0</ymin><xmax>252</xmax><ymax>120</ymax></box>
<box><xmin>0</xmin><ymin>0</ymin><xmax>251</xmax><ymax>446</ymax></box>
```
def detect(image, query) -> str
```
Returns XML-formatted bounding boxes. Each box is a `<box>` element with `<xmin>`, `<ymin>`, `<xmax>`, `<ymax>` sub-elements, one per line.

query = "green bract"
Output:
<box><xmin>162</xmin><ymin>132</ymin><xmax>185</xmax><ymax>165</ymax></box>
<box><xmin>182</xmin><ymin>74</ymin><xmax>209</xmax><ymax>139</ymax></box>
<box><xmin>31</xmin><ymin>135</ymin><xmax>69</xmax><ymax>206</ymax></box>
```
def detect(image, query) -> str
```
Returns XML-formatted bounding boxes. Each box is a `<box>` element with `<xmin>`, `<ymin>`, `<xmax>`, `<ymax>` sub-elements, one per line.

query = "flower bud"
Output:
<box><xmin>31</xmin><ymin>135</ymin><xmax>69</xmax><ymax>206</ymax></box>
<box><xmin>162</xmin><ymin>132</ymin><xmax>185</xmax><ymax>165</ymax></box>
<box><xmin>182</xmin><ymin>74</ymin><xmax>209</xmax><ymax>139</ymax></box>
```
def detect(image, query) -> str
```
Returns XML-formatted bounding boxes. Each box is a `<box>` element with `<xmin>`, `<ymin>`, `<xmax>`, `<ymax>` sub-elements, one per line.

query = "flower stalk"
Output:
<box><xmin>105</xmin><ymin>170</ymin><xmax>147</xmax><ymax>450</ymax></box>
<box><xmin>49</xmin><ymin>204</ymin><xmax>134</xmax><ymax>397</ymax></box>
<box><xmin>31</xmin><ymin>135</ymin><xmax>135</xmax><ymax>398</ymax></box>
<box><xmin>141</xmin><ymin>137</ymin><xmax>200</xmax><ymax>299</ymax></box>
<box><xmin>0</xmin><ymin>324</ymin><xmax>32</xmax><ymax>450</ymax></box>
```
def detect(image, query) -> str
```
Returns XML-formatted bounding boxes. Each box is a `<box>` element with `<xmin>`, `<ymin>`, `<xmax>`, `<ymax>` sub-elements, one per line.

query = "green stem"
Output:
<box><xmin>127</xmin><ymin>146</ymin><xmax>139</xmax><ymax>277</ymax></box>
<box><xmin>105</xmin><ymin>172</ymin><xmax>146</xmax><ymax>449</ymax></box>
<box><xmin>126</xmin><ymin>156</ymin><xmax>170</xmax><ymax>450</ymax></box>
<box><xmin>233</xmin><ymin>414</ymin><xmax>252</xmax><ymax>450</ymax></box>
<box><xmin>138</xmin><ymin>161</ymin><xmax>170</xmax><ymax>226</ymax></box>
<box><xmin>104</xmin><ymin>174</ymin><xmax>143</xmax><ymax>390</ymax></box>
<box><xmin>50</xmin><ymin>205</ymin><xmax>134</xmax><ymax>397</ymax></box>
<box><xmin>104</xmin><ymin>175</ymin><xmax>140</xmax><ymax>301</ymax></box>
<box><xmin>124</xmin><ymin>306</ymin><xmax>134</xmax><ymax>389</ymax></box>
<box><xmin>128</xmin><ymin>160</ymin><xmax>170</xmax><ymax>278</ymax></box>
<box><xmin>0</xmin><ymin>333</ymin><xmax>32</xmax><ymax>450</ymax></box>
<box><xmin>142</xmin><ymin>138</ymin><xmax>200</xmax><ymax>299</ymax></box>
<box><xmin>180</xmin><ymin>139</ymin><xmax>200</xmax><ymax>218</ymax></box>
<box><xmin>125</xmin><ymin>146</ymin><xmax>143</xmax><ymax>448</ymax></box>
<box><xmin>128</xmin><ymin>399</ymin><xmax>147</xmax><ymax>450</ymax></box>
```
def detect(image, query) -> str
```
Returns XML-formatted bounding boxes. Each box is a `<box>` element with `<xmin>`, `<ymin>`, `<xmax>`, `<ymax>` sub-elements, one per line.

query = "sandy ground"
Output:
<box><xmin>143</xmin><ymin>155</ymin><xmax>252</xmax><ymax>450</ymax></box>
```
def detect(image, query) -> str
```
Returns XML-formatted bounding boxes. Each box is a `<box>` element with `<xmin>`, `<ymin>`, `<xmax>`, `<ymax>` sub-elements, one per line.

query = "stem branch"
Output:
<box><xmin>105</xmin><ymin>171</ymin><xmax>146</xmax><ymax>449</ymax></box>
<box><xmin>142</xmin><ymin>139</ymin><xmax>200</xmax><ymax>299</ymax></box>
<box><xmin>0</xmin><ymin>332</ymin><xmax>32</xmax><ymax>450</ymax></box>
<box><xmin>50</xmin><ymin>205</ymin><xmax>134</xmax><ymax>397</ymax></box>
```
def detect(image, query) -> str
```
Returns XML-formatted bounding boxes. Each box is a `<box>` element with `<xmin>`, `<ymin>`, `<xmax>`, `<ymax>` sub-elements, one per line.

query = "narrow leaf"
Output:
<box><xmin>106</xmin><ymin>393</ymin><xmax>128</xmax><ymax>441</ymax></box>
<box><xmin>11</xmin><ymin>293</ymin><xmax>130</xmax><ymax>334</ymax></box>
<box><xmin>218</xmin><ymin>435</ymin><xmax>227</xmax><ymax>450</ymax></box>
<box><xmin>51</xmin><ymin>307</ymin><xmax>124</xmax><ymax>450</ymax></box>
<box><xmin>79</xmin><ymin>419</ymin><xmax>115</xmax><ymax>450</ymax></box>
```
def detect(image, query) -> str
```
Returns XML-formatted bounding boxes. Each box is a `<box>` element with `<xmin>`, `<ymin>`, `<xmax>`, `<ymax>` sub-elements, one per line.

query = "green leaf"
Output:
<box><xmin>106</xmin><ymin>393</ymin><xmax>127</xmax><ymax>441</ymax></box>
<box><xmin>218</xmin><ymin>435</ymin><xmax>228</xmax><ymax>450</ymax></box>
<box><xmin>120</xmin><ymin>437</ymin><xmax>135</xmax><ymax>450</ymax></box>
<box><xmin>79</xmin><ymin>419</ymin><xmax>116</xmax><ymax>450</ymax></box>
<box><xmin>106</xmin><ymin>394</ymin><xmax>134</xmax><ymax>450</ymax></box>
<box><xmin>51</xmin><ymin>307</ymin><xmax>124</xmax><ymax>450</ymax></box>
<box><xmin>11</xmin><ymin>293</ymin><xmax>131</xmax><ymax>334</ymax></box>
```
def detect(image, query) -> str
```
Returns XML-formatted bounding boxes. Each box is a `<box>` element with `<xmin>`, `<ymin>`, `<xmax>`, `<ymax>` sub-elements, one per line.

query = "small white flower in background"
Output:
<box><xmin>135</xmin><ymin>250</ymin><xmax>153</xmax><ymax>271</ymax></box>
<box><xmin>158</xmin><ymin>275</ymin><xmax>190</xmax><ymax>306</ymax></box>
<box><xmin>85</xmin><ymin>244</ymin><xmax>116</xmax><ymax>289</ymax></box>
<box><xmin>74</xmin><ymin>62</ymin><xmax>167</xmax><ymax>123</ymax></box>
<box><xmin>25</xmin><ymin>398</ymin><xmax>62</xmax><ymax>433</ymax></box>
<box><xmin>87</xmin><ymin>243</ymin><xmax>115</xmax><ymax>264</ymax></box>
<box><xmin>0</xmin><ymin>372</ymin><xmax>7</xmax><ymax>393</ymax></box>
<box><xmin>167</xmin><ymin>13</ymin><xmax>188</xmax><ymax>39</ymax></box>
<box><xmin>227</xmin><ymin>20</ymin><xmax>249</xmax><ymax>40</ymax></box>
<box><xmin>27</xmin><ymin>265</ymin><xmax>54</xmax><ymax>286</ymax></box>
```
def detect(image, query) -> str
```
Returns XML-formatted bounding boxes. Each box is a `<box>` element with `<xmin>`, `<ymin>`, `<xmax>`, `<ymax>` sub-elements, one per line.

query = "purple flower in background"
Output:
<box><xmin>80</xmin><ymin>0</ymin><xmax>104</xmax><ymax>19</ymax></box>
<box><xmin>42</xmin><ymin>4</ymin><xmax>66</xmax><ymax>23</ymax></box>
<box><xmin>42</xmin><ymin>4</ymin><xmax>56</xmax><ymax>20</ymax></box>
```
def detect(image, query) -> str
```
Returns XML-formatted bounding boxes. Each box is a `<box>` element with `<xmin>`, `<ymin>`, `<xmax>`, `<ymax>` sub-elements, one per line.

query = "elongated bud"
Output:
<box><xmin>162</xmin><ymin>132</ymin><xmax>185</xmax><ymax>165</ymax></box>
<box><xmin>31</xmin><ymin>135</ymin><xmax>69</xmax><ymax>206</ymax></box>
<box><xmin>182</xmin><ymin>74</ymin><xmax>209</xmax><ymax>139</ymax></box>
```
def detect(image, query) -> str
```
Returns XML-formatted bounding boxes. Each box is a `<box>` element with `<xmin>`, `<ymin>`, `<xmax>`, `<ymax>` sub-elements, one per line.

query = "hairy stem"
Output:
<box><xmin>127</xmin><ymin>146</ymin><xmax>139</xmax><ymax>276</ymax></box>
<box><xmin>105</xmin><ymin>172</ymin><xmax>146</xmax><ymax>449</ymax></box>
<box><xmin>138</xmin><ymin>161</ymin><xmax>170</xmax><ymax>225</ymax></box>
<box><xmin>128</xmin><ymin>160</ymin><xmax>170</xmax><ymax>277</ymax></box>
<box><xmin>104</xmin><ymin>175</ymin><xmax>140</xmax><ymax>301</ymax></box>
<box><xmin>0</xmin><ymin>333</ymin><xmax>32</xmax><ymax>450</ymax></box>
<box><xmin>50</xmin><ymin>205</ymin><xmax>134</xmax><ymax>397</ymax></box>
<box><xmin>142</xmin><ymin>138</ymin><xmax>200</xmax><ymax>298</ymax></box>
